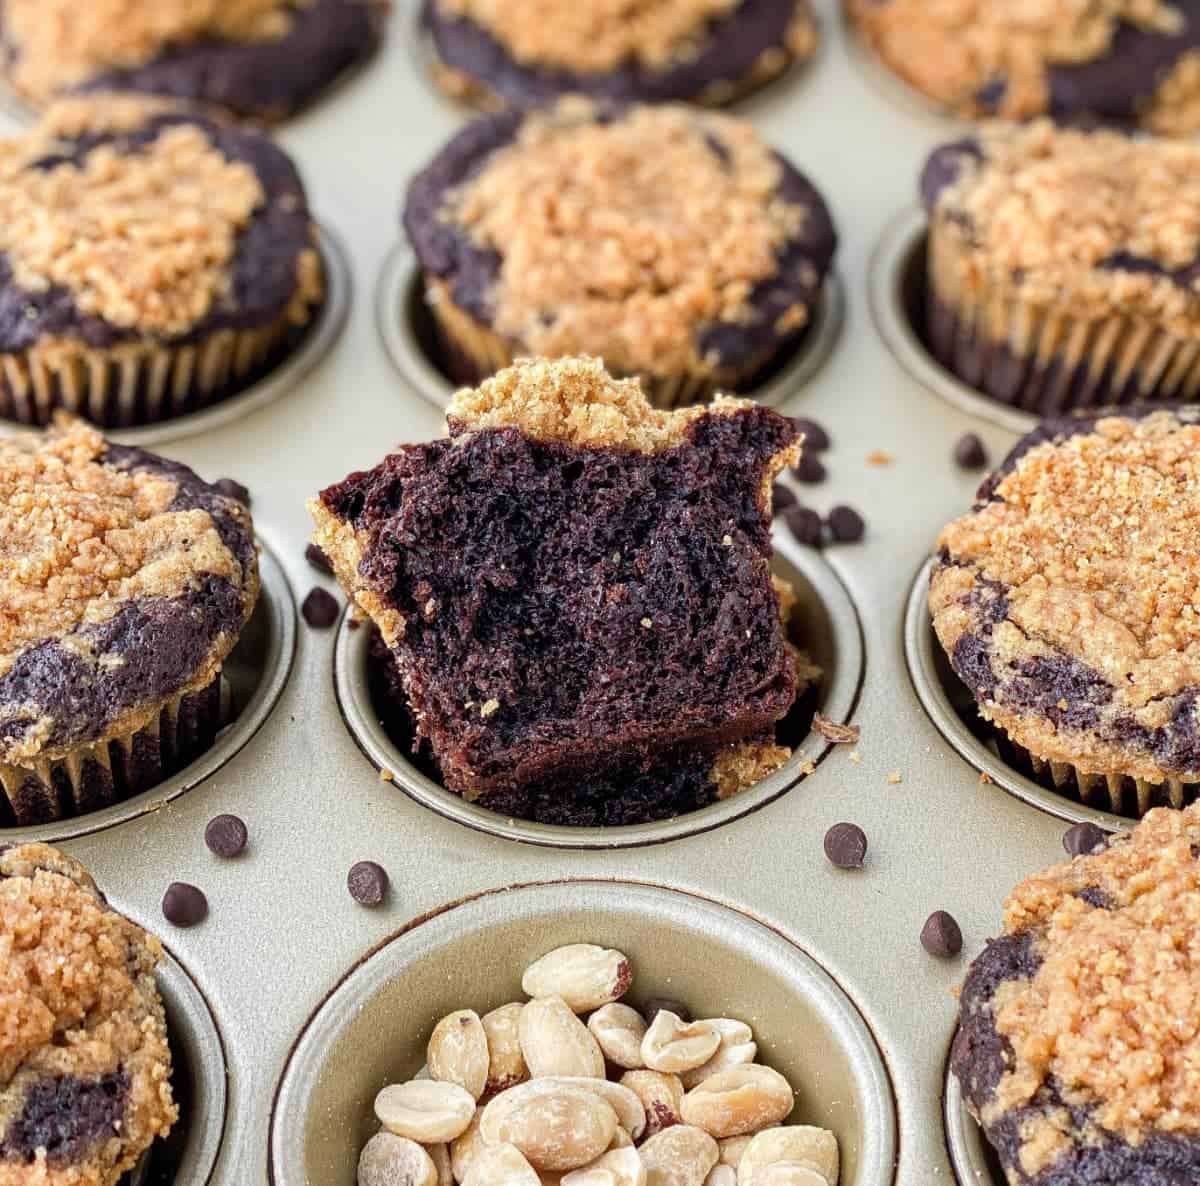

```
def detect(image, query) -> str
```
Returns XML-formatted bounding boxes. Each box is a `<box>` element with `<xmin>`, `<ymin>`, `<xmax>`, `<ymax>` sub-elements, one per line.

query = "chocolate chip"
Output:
<box><xmin>302</xmin><ymin>587</ymin><xmax>340</xmax><ymax>629</ymax></box>
<box><xmin>642</xmin><ymin>998</ymin><xmax>691</xmax><ymax>1025</ymax></box>
<box><xmin>792</xmin><ymin>417</ymin><xmax>831</xmax><ymax>452</ymax></box>
<box><xmin>824</xmin><ymin>822</ymin><xmax>868</xmax><ymax>869</ymax></box>
<box><xmin>205</xmin><ymin>814</ymin><xmax>248</xmax><ymax>859</ymax></box>
<box><xmin>920</xmin><ymin>910</ymin><xmax>963</xmax><ymax>957</ymax></box>
<box><xmin>792</xmin><ymin>452</ymin><xmax>826</xmax><ymax>484</ymax></box>
<box><xmin>826</xmin><ymin>505</ymin><xmax>865</xmax><ymax>543</ymax></box>
<box><xmin>214</xmin><ymin>478</ymin><xmax>250</xmax><ymax>506</ymax></box>
<box><xmin>162</xmin><ymin>883</ymin><xmax>208</xmax><ymax>928</ymax></box>
<box><xmin>784</xmin><ymin>506</ymin><xmax>823</xmax><ymax>547</ymax></box>
<box><xmin>953</xmin><ymin>433</ymin><xmax>988</xmax><ymax>470</ymax></box>
<box><xmin>347</xmin><ymin>861</ymin><xmax>389</xmax><ymax>906</ymax></box>
<box><xmin>1063</xmin><ymin>821</ymin><xmax>1108</xmax><ymax>858</ymax></box>
<box><xmin>771</xmin><ymin>483</ymin><xmax>798</xmax><ymax>515</ymax></box>
<box><xmin>305</xmin><ymin>542</ymin><xmax>334</xmax><ymax>575</ymax></box>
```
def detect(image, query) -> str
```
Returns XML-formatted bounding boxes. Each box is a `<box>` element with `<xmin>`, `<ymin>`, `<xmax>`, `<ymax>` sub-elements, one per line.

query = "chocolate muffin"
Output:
<box><xmin>0</xmin><ymin>94</ymin><xmax>324</xmax><ymax>430</ymax></box>
<box><xmin>920</xmin><ymin>121</ymin><xmax>1200</xmax><ymax>417</ymax></box>
<box><xmin>310</xmin><ymin>356</ymin><xmax>802</xmax><ymax>803</ymax></box>
<box><xmin>847</xmin><ymin>0</ymin><xmax>1200</xmax><ymax>134</ymax></box>
<box><xmin>953</xmin><ymin>804</ymin><xmax>1200</xmax><ymax>1186</ymax></box>
<box><xmin>424</xmin><ymin>0</ymin><xmax>816</xmax><ymax>110</ymax></box>
<box><xmin>930</xmin><ymin>407</ymin><xmax>1200</xmax><ymax>818</ymax></box>
<box><xmin>404</xmin><ymin>99</ymin><xmax>837</xmax><ymax>408</ymax></box>
<box><xmin>0</xmin><ymin>417</ymin><xmax>259</xmax><ymax>827</ymax></box>
<box><xmin>0</xmin><ymin>842</ymin><xmax>177</xmax><ymax>1186</ymax></box>
<box><xmin>0</xmin><ymin>0</ymin><xmax>387</xmax><ymax>121</ymax></box>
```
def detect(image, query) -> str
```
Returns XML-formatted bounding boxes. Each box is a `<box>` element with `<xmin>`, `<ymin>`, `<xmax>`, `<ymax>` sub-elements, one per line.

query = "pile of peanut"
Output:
<box><xmin>358</xmin><ymin>943</ymin><xmax>840</xmax><ymax>1186</ymax></box>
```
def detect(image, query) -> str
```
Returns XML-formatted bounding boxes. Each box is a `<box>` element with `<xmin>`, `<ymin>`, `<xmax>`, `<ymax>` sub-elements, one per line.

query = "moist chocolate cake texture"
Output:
<box><xmin>954</xmin><ymin>804</ymin><xmax>1200</xmax><ymax>1185</ymax></box>
<box><xmin>311</xmin><ymin>357</ymin><xmax>802</xmax><ymax>805</ymax></box>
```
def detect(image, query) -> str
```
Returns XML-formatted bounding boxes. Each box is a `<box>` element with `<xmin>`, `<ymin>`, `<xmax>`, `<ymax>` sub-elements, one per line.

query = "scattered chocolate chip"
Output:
<box><xmin>347</xmin><ymin>861</ymin><xmax>389</xmax><ymax>906</ymax></box>
<box><xmin>824</xmin><ymin>822</ymin><xmax>867</xmax><ymax>869</ymax></box>
<box><xmin>1063</xmin><ymin>821</ymin><xmax>1108</xmax><ymax>858</ymax></box>
<box><xmin>826</xmin><ymin>505</ymin><xmax>865</xmax><ymax>543</ymax></box>
<box><xmin>953</xmin><ymin>433</ymin><xmax>988</xmax><ymax>470</ymax></box>
<box><xmin>920</xmin><ymin>910</ymin><xmax>963</xmax><ymax>957</ymax></box>
<box><xmin>771</xmin><ymin>483</ymin><xmax>798</xmax><ymax>515</ymax></box>
<box><xmin>642</xmin><ymin>998</ymin><xmax>691</xmax><ymax>1026</ymax></box>
<box><xmin>162</xmin><ymin>883</ymin><xmax>208</xmax><ymax>928</ymax></box>
<box><xmin>305</xmin><ymin>542</ymin><xmax>334</xmax><ymax>575</ymax></box>
<box><xmin>792</xmin><ymin>417</ymin><xmax>830</xmax><ymax>452</ymax></box>
<box><xmin>214</xmin><ymin>478</ymin><xmax>250</xmax><ymax>506</ymax></box>
<box><xmin>792</xmin><ymin>452</ymin><xmax>826</xmax><ymax>484</ymax></box>
<box><xmin>302</xmin><ymin>587</ymin><xmax>340</xmax><ymax>628</ymax></box>
<box><xmin>813</xmin><ymin>713</ymin><xmax>861</xmax><ymax>745</ymax></box>
<box><xmin>784</xmin><ymin>506</ymin><xmax>824</xmax><ymax>547</ymax></box>
<box><xmin>205</xmin><ymin>814</ymin><xmax>248</xmax><ymax>859</ymax></box>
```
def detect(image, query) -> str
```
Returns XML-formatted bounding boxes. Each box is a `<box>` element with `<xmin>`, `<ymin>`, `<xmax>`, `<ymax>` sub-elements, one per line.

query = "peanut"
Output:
<box><xmin>358</xmin><ymin>1132</ymin><xmax>438</xmax><ymax>1186</ymax></box>
<box><xmin>541</xmin><ymin>1078</ymin><xmax>645</xmax><ymax>1139</ymax></box>
<box><xmin>737</xmin><ymin>1129</ymin><xmax>838</xmax><ymax>1186</ymax></box>
<box><xmin>641</xmin><ymin>1013</ymin><xmax>721</xmax><ymax>1075</ymax></box>
<box><xmin>462</xmin><ymin>1143</ymin><xmax>541</xmax><ymax>1186</ymax></box>
<box><xmin>560</xmin><ymin>1147</ymin><xmax>646</xmax><ymax>1186</ymax></box>
<box><xmin>588</xmin><ymin>1004</ymin><xmax>646</xmax><ymax>1070</ymax></box>
<box><xmin>522</xmin><ymin>945</ymin><xmax>632</xmax><ymax>1013</ymax></box>
<box><xmin>618</xmin><ymin>1071</ymin><xmax>683</xmax><ymax>1140</ymax></box>
<box><xmin>451</xmin><ymin>1111</ymin><xmax>487</xmax><ymax>1184</ymax></box>
<box><xmin>483</xmin><ymin>1003</ymin><xmax>529</xmax><ymax>1095</ymax></box>
<box><xmin>429</xmin><ymin>1010</ymin><xmax>490</xmax><ymax>1100</ymax></box>
<box><xmin>681</xmin><ymin>1022</ymin><xmax>756</xmax><ymax>1089</ymax></box>
<box><xmin>746</xmin><ymin>1165</ymin><xmax>825</xmax><ymax>1186</ymax></box>
<box><xmin>489</xmin><ymin>1087</ymin><xmax>618</xmax><ymax>1172</ymax></box>
<box><xmin>376</xmin><ymin>1080</ymin><xmax>477</xmax><ymax>1144</ymax></box>
<box><xmin>680</xmin><ymin>1067</ymin><xmax>794</xmax><ymax>1139</ymax></box>
<box><xmin>704</xmin><ymin>1168</ymin><xmax>737</xmax><ymax>1186</ymax></box>
<box><xmin>428</xmin><ymin>1142</ymin><xmax>454</xmax><ymax>1186</ymax></box>
<box><xmin>639</xmin><ymin>1125</ymin><xmax>719</xmax><ymax>1186</ymax></box>
<box><xmin>520</xmin><ymin>997</ymin><xmax>605</xmax><ymax>1079</ymax></box>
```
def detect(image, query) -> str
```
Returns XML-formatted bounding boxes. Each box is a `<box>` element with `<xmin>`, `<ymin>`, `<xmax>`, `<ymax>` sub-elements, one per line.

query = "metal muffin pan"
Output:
<box><xmin>3</xmin><ymin>2</ymin><xmax>1126</xmax><ymax>1183</ymax></box>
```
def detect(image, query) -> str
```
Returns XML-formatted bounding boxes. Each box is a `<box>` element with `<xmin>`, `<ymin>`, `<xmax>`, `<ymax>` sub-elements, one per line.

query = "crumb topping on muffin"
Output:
<box><xmin>707</xmin><ymin>736</ymin><xmax>790</xmax><ymax>799</ymax></box>
<box><xmin>434</xmin><ymin>0</ymin><xmax>741</xmax><ymax>74</ymax></box>
<box><xmin>0</xmin><ymin>843</ymin><xmax>177</xmax><ymax>1185</ymax></box>
<box><xmin>849</xmin><ymin>0</ymin><xmax>1184</xmax><ymax>120</ymax></box>
<box><xmin>3</xmin><ymin>0</ymin><xmax>302</xmax><ymax>105</ymax></box>
<box><xmin>930</xmin><ymin>121</ymin><xmax>1200</xmax><ymax>332</ymax></box>
<box><xmin>984</xmin><ymin>805</ymin><xmax>1200</xmax><ymax>1169</ymax></box>
<box><xmin>443</xmin><ymin>101</ymin><xmax>808</xmax><ymax>379</ymax></box>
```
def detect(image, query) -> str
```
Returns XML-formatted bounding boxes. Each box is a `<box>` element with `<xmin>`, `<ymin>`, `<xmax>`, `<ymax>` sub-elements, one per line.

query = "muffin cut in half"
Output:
<box><xmin>0</xmin><ymin>842</ymin><xmax>177</xmax><ymax>1186</ymax></box>
<box><xmin>311</xmin><ymin>356</ymin><xmax>803</xmax><ymax>804</ymax></box>
<box><xmin>404</xmin><ymin>98</ymin><xmax>837</xmax><ymax>409</ymax></box>
<box><xmin>954</xmin><ymin>803</ymin><xmax>1200</xmax><ymax>1185</ymax></box>
<box><xmin>930</xmin><ymin>407</ymin><xmax>1200</xmax><ymax>818</ymax></box>
<box><xmin>0</xmin><ymin>94</ymin><xmax>324</xmax><ymax>429</ymax></box>
<box><xmin>847</xmin><ymin>0</ymin><xmax>1200</xmax><ymax>134</ymax></box>
<box><xmin>921</xmin><ymin>121</ymin><xmax>1200</xmax><ymax>417</ymax></box>
<box><xmin>0</xmin><ymin>0</ymin><xmax>388</xmax><ymax>121</ymax></box>
<box><xmin>0</xmin><ymin>417</ymin><xmax>259</xmax><ymax>827</ymax></box>
<box><xmin>423</xmin><ymin>0</ymin><xmax>817</xmax><ymax>110</ymax></box>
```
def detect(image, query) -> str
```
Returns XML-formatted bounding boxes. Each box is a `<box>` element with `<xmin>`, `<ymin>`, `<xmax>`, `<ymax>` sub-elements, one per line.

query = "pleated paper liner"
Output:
<box><xmin>0</xmin><ymin>674</ymin><xmax>229</xmax><ymax>827</ymax></box>
<box><xmin>425</xmin><ymin>277</ymin><xmax>806</xmax><ymax>410</ymax></box>
<box><xmin>925</xmin><ymin>224</ymin><xmax>1200</xmax><ymax>416</ymax></box>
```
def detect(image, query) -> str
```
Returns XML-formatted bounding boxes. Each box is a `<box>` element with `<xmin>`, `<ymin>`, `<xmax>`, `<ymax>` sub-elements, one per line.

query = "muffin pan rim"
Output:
<box><xmin>330</xmin><ymin>531</ymin><xmax>865</xmax><ymax>850</ymax></box>
<box><xmin>267</xmin><ymin>877</ymin><xmax>900</xmax><ymax>1186</ymax></box>
<box><xmin>942</xmin><ymin>1045</ymin><xmax>1003</xmax><ymax>1186</ymax></box>
<box><xmin>375</xmin><ymin>239</ymin><xmax>846</xmax><ymax>411</ymax></box>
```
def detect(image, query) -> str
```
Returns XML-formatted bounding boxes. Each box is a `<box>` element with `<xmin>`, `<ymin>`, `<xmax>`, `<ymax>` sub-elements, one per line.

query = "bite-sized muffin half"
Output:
<box><xmin>0</xmin><ymin>417</ymin><xmax>259</xmax><ymax>826</ymax></box>
<box><xmin>930</xmin><ymin>407</ymin><xmax>1200</xmax><ymax>818</ymax></box>
<box><xmin>0</xmin><ymin>843</ymin><xmax>177</xmax><ymax>1186</ymax></box>
<box><xmin>423</xmin><ymin>0</ymin><xmax>817</xmax><ymax>109</ymax></box>
<box><xmin>921</xmin><ymin>121</ymin><xmax>1200</xmax><ymax>417</ymax></box>
<box><xmin>0</xmin><ymin>94</ymin><xmax>324</xmax><ymax>429</ymax></box>
<box><xmin>954</xmin><ymin>803</ymin><xmax>1200</xmax><ymax>1185</ymax></box>
<box><xmin>404</xmin><ymin>99</ymin><xmax>837</xmax><ymax>408</ymax></box>
<box><xmin>0</xmin><ymin>0</ymin><xmax>387</xmax><ymax>120</ymax></box>
<box><xmin>847</xmin><ymin>0</ymin><xmax>1200</xmax><ymax>134</ymax></box>
<box><xmin>310</xmin><ymin>356</ymin><xmax>802</xmax><ymax>804</ymax></box>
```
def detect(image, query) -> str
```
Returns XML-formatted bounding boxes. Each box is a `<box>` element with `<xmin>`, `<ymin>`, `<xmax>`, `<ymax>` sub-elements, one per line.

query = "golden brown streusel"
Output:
<box><xmin>0</xmin><ymin>102</ymin><xmax>265</xmax><ymax>337</ymax></box>
<box><xmin>4</xmin><ymin>0</ymin><xmax>303</xmax><ymax>105</ymax></box>
<box><xmin>444</xmin><ymin>101</ymin><xmax>807</xmax><ymax>380</ymax></box>
<box><xmin>847</xmin><ymin>0</ymin><xmax>1183</xmax><ymax>121</ymax></box>
<box><xmin>708</xmin><ymin>737</ymin><xmax>791</xmax><ymax>800</ymax></box>
<box><xmin>930</xmin><ymin>120</ymin><xmax>1200</xmax><ymax>333</ymax></box>
<box><xmin>985</xmin><ymin>804</ymin><xmax>1200</xmax><ymax>1157</ymax></box>
<box><xmin>0</xmin><ymin>843</ymin><xmax>177</xmax><ymax>1186</ymax></box>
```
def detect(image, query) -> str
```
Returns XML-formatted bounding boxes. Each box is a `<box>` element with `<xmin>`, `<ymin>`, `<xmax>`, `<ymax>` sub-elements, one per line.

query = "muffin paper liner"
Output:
<box><xmin>0</xmin><ymin>673</ymin><xmax>228</xmax><ymax>827</ymax></box>
<box><xmin>925</xmin><ymin>223</ymin><xmax>1200</xmax><ymax>416</ymax></box>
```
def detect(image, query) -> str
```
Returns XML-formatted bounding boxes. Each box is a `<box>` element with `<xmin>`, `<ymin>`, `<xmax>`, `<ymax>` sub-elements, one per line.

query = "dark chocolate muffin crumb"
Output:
<box><xmin>826</xmin><ymin>505</ymin><xmax>865</xmax><ymax>543</ymax></box>
<box><xmin>304</xmin><ymin>542</ymin><xmax>334</xmax><ymax>574</ymax></box>
<box><xmin>824</xmin><ymin>822</ymin><xmax>867</xmax><ymax>869</ymax></box>
<box><xmin>921</xmin><ymin>910</ymin><xmax>963</xmax><ymax>957</ymax></box>
<box><xmin>301</xmin><ymin>587</ymin><xmax>340</xmax><ymax>629</ymax></box>
<box><xmin>347</xmin><ymin>861</ymin><xmax>389</xmax><ymax>907</ymax></box>
<box><xmin>784</xmin><ymin>506</ymin><xmax>824</xmax><ymax>547</ymax></box>
<box><xmin>213</xmin><ymin>478</ymin><xmax>250</xmax><ymax>506</ymax></box>
<box><xmin>1063</xmin><ymin>820</ymin><xmax>1109</xmax><ymax>858</ymax></box>
<box><xmin>161</xmin><ymin>882</ymin><xmax>208</xmax><ymax>928</ymax></box>
<box><xmin>204</xmin><ymin>814</ymin><xmax>248</xmax><ymax>859</ymax></box>
<box><xmin>953</xmin><ymin>432</ymin><xmax>988</xmax><ymax>471</ymax></box>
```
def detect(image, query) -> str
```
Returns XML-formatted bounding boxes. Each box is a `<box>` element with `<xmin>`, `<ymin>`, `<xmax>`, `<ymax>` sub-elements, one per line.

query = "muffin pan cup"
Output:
<box><xmin>36</xmin><ymin>6</ymin><xmax>1156</xmax><ymax>1186</ymax></box>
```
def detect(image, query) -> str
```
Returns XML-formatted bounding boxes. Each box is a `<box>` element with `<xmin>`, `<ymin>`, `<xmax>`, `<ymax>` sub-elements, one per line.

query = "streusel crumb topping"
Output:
<box><xmin>0</xmin><ymin>419</ymin><xmax>242</xmax><ymax>681</ymax></box>
<box><xmin>936</xmin><ymin>412</ymin><xmax>1200</xmax><ymax>710</ymax></box>
<box><xmin>0</xmin><ymin>102</ymin><xmax>265</xmax><ymax>337</ymax></box>
<box><xmin>932</xmin><ymin>121</ymin><xmax>1200</xmax><ymax>331</ymax></box>
<box><xmin>436</xmin><ymin>0</ymin><xmax>737</xmax><ymax>74</ymax></box>
<box><xmin>446</xmin><ymin>101</ymin><xmax>806</xmax><ymax>378</ymax></box>
<box><xmin>4</xmin><ymin>0</ymin><xmax>304</xmax><ymax>104</ymax></box>
<box><xmin>848</xmin><ymin>0</ymin><xmax>1184</xmax><ymax>119</ymax></box>
<box><xmin>986</xmin><ymin>804</ymin><xmax>1200</xmax><ymax>1157</ymax></box>
<box><xmin>708</xmin><ymin>737</ymin><xmax>790</xmax><ymax>800</ymax></box>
